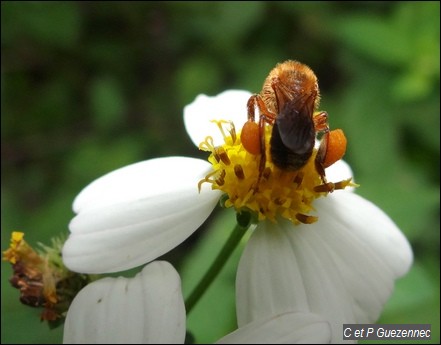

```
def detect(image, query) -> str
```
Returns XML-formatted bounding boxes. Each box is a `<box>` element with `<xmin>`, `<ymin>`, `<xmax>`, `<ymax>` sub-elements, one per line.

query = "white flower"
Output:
<box><xmin>63</xmin><ymin>261</ymin><xmax>186</xmax><ymax>344</ymax></box>
<box><xmin>64</xmin><ymin>261</ymin><xmax>332</xmax><ymax>344</ymax></box>
<box><xmin>235</xmin><ymin>192</ymin><xmax>412</xmax><ymax>343</ymax></box>
<box><xmin>62</xmin><ymin>90</ymin><xmax>413</xmax><ymax>343</ymax></box>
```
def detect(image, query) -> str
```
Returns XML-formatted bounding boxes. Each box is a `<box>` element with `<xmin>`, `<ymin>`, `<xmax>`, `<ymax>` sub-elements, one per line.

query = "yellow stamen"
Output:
<box><xmin>199</xmin><ymin>120</ymin><xmax>354</xmax><ymax>224</ymax></box>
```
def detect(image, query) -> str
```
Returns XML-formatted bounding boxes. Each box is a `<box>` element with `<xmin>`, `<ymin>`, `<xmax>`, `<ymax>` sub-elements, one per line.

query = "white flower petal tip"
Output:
<box><xmin>63</xmin><ymin>261</ymin><xmax>185</xmax><ymax>344</ymax></box>
<box><xmin>63</xmin><ymin>157</ymin><xmax>221</xmax><ymax>274</ymax></box>
<box><xmin>236</xmin><ymin>192</ymin><xmax>412</xmax><ymax>343</ymax></box>
<box><xmin>216</xmin><ymin>312</ymin><xmax>331</xmax><ymax>344</ymax></box>
<box><xmin>184</xmin><ymin>89</ymin><xmax>253</xmax><ymax>147</ymax></box>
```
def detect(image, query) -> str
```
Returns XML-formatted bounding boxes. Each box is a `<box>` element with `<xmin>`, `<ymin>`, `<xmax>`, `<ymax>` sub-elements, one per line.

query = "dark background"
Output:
<box><xmin>1</xmin><ymin>2</ymin><xmax>439</xmax><ymax>343</ymax></box>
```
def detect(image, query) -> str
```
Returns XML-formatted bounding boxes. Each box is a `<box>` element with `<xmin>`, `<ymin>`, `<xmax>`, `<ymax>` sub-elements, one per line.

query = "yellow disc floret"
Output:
<box><xmin>199</xmin><ymin>120</ymin><xmax>352</xmax><ymax>224</ymax></box>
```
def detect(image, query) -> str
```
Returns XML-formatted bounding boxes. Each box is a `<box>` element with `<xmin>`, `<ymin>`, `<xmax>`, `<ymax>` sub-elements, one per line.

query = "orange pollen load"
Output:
<box><xmin>241</xmin><ymin>121</ymin><xmax>261</xmax><ymax>155</ymax></box>
<box><xmin>322</xmin><ymin>129</ymin><xmax>347</xmax><ymax>169</ymax></box>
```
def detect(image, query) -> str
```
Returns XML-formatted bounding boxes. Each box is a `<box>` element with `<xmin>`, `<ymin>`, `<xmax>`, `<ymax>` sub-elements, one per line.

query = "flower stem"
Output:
<box><xmin>185</xmin><ymin>212</ymin><xmax>252</xmax><ymax>314</ymax></box>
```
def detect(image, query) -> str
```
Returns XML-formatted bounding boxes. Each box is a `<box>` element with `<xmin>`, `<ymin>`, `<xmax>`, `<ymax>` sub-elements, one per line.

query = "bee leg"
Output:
<box><xmin>314</xmin><ymin>130</ymin><xmax>348</xmax><ymax>193</ymax></box>
<box><xmin>313</xmin><ymin>111</ymin><xmax>329</xmax><ymax>133</ymax></box>
<box><xmin>243</xmin><ymin>94</ymin><xmax>274</xmax><ymax>152</ymax></box>
<box><xmin>242</xmin><ymin>95</ymin><xmax>261</xmax><ymax>155</ymax></box>
<box><xmin>246</xmin><ymin>95</ymin><xmax>258</xmax><ymax>122</ymax></box>
<box><xmin>314</xmin><ymin>132</ymin><xmax>335</xmax><ymax>192</ymax></box>
<box><xmin>244</xmin><ymin>95</ymin><xmax>276</xmax><ymax>193</ymax></box>
<box><xmin>313</xmin><ymin>164</ymin><xmax>334</xmax><ymax>193</ymax></box>
<box><xmin>254</xmin><ymin>113</ymin><xmax>268</xmax><ymax>190</ymax></box>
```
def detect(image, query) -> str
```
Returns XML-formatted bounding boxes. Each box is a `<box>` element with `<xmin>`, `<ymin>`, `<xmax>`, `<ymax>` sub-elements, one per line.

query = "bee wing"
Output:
<box><xmin>275</xmin><ymin>95</ymin><xmax>315</xmax><ymax>154</ymax></box>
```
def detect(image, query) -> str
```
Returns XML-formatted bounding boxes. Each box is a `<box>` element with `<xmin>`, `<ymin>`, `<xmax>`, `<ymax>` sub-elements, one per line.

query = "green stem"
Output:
<box><xmin>185</xmin><ymin>215</ymin><xmax>251</xmax><ymax>314</ymax></box>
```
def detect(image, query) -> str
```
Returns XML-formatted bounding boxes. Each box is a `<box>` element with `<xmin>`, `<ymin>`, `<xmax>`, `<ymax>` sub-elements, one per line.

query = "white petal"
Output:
<box><xmin>184</xmin><ymin>90</ymin><xmax>252</xmax><ymax>147</ymax></box>
<box><xmin>325</xmin><ymin>160</ymin><xmax>354</xmax><ymax>185</ymax></box>
<box><xmin>236</xmin><ymin>192</ymin><xmax>412</xmax><ymax>343</ymax></box>
<box><xmin>63</xmin><ymin>157</ymin><xmax>221</xmax><ymax>273</ymax></box>
<box><xmin>73</xmin><ymin>157</ymin><xmax>211</xmax><ymax>213</ymax></box>
<box><xmin>216</xmin><ymin>312</ymin><xmax>331</xmax><ymax>344</ymax></box>
<box><xmin>63</xmin><ymin>261</ymin><xmax>186</xmax><ymax>344</ymax></box>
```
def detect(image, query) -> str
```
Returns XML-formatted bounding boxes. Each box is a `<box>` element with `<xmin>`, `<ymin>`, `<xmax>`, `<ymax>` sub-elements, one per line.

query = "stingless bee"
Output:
<box><xmin>241</xmin><ymin>60</ymin><xmax>347</xmax><ymax>191</ymax></box>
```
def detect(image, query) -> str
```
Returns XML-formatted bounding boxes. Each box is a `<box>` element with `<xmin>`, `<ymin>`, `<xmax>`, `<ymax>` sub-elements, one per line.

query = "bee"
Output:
<box><xmin>241</xmin><ymin>60</ymin><xmax>347</xmax><ymax>190</ymax></box>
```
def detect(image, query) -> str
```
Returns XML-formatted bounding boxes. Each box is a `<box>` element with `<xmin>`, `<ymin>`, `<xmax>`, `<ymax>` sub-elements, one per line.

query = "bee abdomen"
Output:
<box><xmin>270</xmin><ymin>122</ymin><xmax>313</xmax><ymax>171</ymax></box>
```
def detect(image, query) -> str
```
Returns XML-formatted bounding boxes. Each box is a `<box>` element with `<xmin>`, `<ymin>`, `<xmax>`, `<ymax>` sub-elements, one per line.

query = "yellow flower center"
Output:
<box><xmin>199</xmin><ymin>120</ymin><xmax>352</xmax><ymax>224</ymax></box>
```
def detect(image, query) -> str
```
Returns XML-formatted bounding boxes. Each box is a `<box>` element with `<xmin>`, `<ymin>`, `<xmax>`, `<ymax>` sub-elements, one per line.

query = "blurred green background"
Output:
<box><xmin>1</xmin><ymin>1</ymin><xmax>439</xmax><ymax>344</ymax></box>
